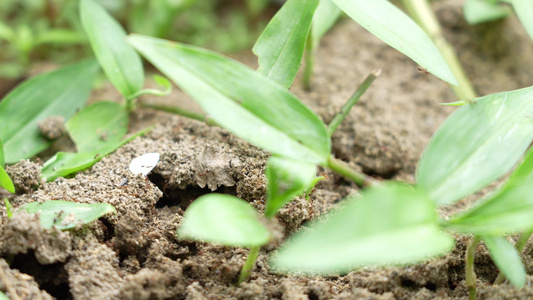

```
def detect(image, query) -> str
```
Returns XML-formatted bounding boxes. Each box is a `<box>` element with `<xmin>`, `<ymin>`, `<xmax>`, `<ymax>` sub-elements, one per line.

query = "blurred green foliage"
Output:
<box><xmin>0</xmin><ymin>0</ymin><xmax>272</xmax><ymax>79</ymax></box>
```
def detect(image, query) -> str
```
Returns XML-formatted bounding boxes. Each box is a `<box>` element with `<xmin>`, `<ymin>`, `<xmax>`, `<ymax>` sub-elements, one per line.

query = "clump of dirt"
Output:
<box><xmin>2</xmin><ymin>0</ymin><xmax>533</xmax><ymax>299</ymax></box>
<box><xmin>38</xmin><ymin>116</ymin><xmax>66</xmax><ymax>140</ymax></box>
<box><xmin>5</xmin><ymin>159</ymin><xmax>43</xmax><ymax>194</ymax></box>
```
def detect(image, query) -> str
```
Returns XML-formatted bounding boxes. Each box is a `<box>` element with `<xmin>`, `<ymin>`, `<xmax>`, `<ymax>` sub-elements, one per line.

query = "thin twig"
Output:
<box><xmin>327</xmin><ymin>69</ymin><xmax>380</xmax><ymax>136</ymax></box>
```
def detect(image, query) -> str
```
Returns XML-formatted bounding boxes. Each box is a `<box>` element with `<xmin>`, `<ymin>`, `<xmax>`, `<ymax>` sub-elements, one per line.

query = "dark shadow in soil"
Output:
<box><xmin>150</xmin><ymin>171</ymin><xmax>238</xmax><ymax>210</ymax></box>
<box><xmin>10</xmin><ymin>252</ymin><xmax>70</xmax><ymax>299</ymax></box>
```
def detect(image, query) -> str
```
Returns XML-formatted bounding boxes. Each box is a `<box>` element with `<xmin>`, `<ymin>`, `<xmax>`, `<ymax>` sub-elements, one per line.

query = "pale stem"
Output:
<box><xmin>401</xmin><ymin>0</ymin><xmax>477</xmax><ymax>100</ymax></box>
<box><xmin>238</xmin><ymin>246</ymin><xmax>260</xmax><ymax>285</ymax></box>
<box><xmin>466</xmin><ymin>236</ymin><xmax>480</xmax><ymax>300</ymax></box>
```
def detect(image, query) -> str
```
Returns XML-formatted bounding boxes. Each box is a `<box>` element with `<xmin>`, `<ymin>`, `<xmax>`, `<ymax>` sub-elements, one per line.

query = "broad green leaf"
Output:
<box><xmin>41</xmin><ymin>127</ymin><xmax>150</xmax><ymax>182</ymax></box>
<box><xmin>66</xmin><ymin>101</ymin><xmax>128</xmax><ymax>153</ymax></box>
<box><xmin>312</xmin><ymin>0</ymin><xmax>342</xmax><ymax>48</ymax></box>
<box><xmin>0</xmin><ymin>165</ymin><xmax>14</xmax><ymax>193</ymax></box>
<box><xmin>177</xmin><ymin>194</ymin><xmax>271</xmax><ymax>247</ymax></box>
<box><xmin>417</xmin><ymin>86</ymin><xmax>533</xmax><ymax>206</ymax></box>
<box><xmin>269</xmin><ymin>183</ymin><xmax>454</xmax><ymax>274</ymax></box>
<box><xmin>446</xmin><ymin>148</ymin><xmax>533</xmax><ymax>235</ymax></box>
<box><xmin>265</xmin><ymin>156</ymin><xmax>317</xmax><ymax>218</ymax></box>
<box><xmin>80</xmin><ymin>0</ymin><xmax>144</xmax><ymax>99</ymax></box>
<box><xmin>21</xmin><ymin>200</ymin><xmax>115</xmax><ymax>230</ymax></box>
<box><xmin>464</xmin><ymin>0</ymin><xmax>511</xmax><ymax>24</ymax></box>
<box><xmin>129</xmin><ymin>35</ymin><xmax>331</xmax><ymax>164</ymax></box>
<box><xmin>330</xmin><ymin>0</ymin><xmax>457</xmax><ymax>85</ymax></box>
<box><xmin>253</xmin><ymin>0</ymin><xmax>319</xmax><ymax>88</ymax></box>
<box><xmin>482</xmin><ymin>235</ymin><xmax>526</xmax><ymax>288</ymax></box>
<box><xmin>0</xmin><ymin>60</ymin><xmax>99</xmax><ymax>164</ymax></box>
<box><xmin>511</xmin><ymin>0</ymin><xmax>533</xmax><ymax>41</ymax></box>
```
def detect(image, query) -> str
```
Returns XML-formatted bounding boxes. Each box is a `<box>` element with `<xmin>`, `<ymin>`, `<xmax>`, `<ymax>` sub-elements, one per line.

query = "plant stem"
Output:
<box><xmin>302</xmin><ymin>30</ymin><xmax>315</xmax><ymax>91</ymax></box>
<box><xmin>401</xmin><ymin>0</ymin><xmax>477</xmax><ymax>100</ymax></box>
<box><xmin>465</xmin><ymin>236</ymin><xmax>480</xmax><ymax>300</ymax></box>
<box><xmin>327</xmin><ymin>155</ymin><xmax>378</xmax><ymax>187</ymax></box>
<box><xmin>238</xmin><ymin>246</ymin><xmax>260</xmax><ymax>285</ymax></box>
<box><xmin>139</xmin><ymin>102</ymin><xmax>218</xmax><ymax>126</ymax></box>
<box><xmin>494</xmin><ymin>228</ymin><xmax>533</xmax><ymax>284</ymax></box>
<box><xmin>327</xmin><ymin>70</ymin><xmax>380</xmax><ymax>136</ymax></box>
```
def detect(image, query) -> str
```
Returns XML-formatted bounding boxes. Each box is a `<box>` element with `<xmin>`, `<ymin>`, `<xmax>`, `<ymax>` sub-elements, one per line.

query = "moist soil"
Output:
<box><xmin>2</xmin><ymin>1</ymin><xmax>533</xmax><ymax>299</ymax></box>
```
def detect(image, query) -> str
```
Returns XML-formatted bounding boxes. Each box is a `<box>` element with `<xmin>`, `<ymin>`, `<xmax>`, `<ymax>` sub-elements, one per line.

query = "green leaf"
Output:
<box><xmin>252</xmin><ymin>0</ymin><xmax>319</xmax><ymax>88</ymax></box>
<box><xmin>177</xmin><ymin>194</ymin><xmax>271</xmax><ymax>247</ymax></box>
<box><xmin>417</xmin><ymin>86</ymin><xmax>533</xmax><ymax>206</ymax></box>
<box><xmin>0</xmin><ymin>291</ymin><xmax>9</xmax><ymax>300</ymax></box>
<box><xmin>5</xmin><ymin>198</ymin><xmax>13</xmax><ymax>218</ymax></box>
<box><xmin>446</xmin><ymin>148</ymin><xmax>533</xmax><ymax>235</ymax></box>
<box><xmin>330</xmin><ymin>0</ymin><xmax>457</xmax><ymax>85</ymax></box>
<box><xmin>0</xmin><ymin>21</ymin><xmax>15</xmax><ymax>42</ymax></box>
<box><xmin>463</xmin><ymin>0</ymin><xmax>511</xmax><ymax>24</ymax></box>
<box><xmin>80</xmin><ymin>0</ymin><xmax>144</xmax><ymax>99</ymax></box>
<box><xmin>41</xmin><ymin>127</ymin><xmax>150</xmax><ymax>182</ymax></box>
<box><xmin>312</xmin><ymin>0</ymin><xmax>342</xmax><ymax>48</ymax></box>
<box><xmin>21</xmin><ymin>200</ymin><xmax>116</xmax><ymax>230</ymax></box>
<box><xmin>129</xmin><ymin>34</ymin><xmax>331</xmax><ymax>164</ymax></box>
<box><xmin>0</xmin><ymin>165</ymin><xmax>14</xmax><ymax>193</ymax></box>
<box><xmin>511</xmin><ymin>0</ymin><xmax>533</xmax><ymax>41</ymax></box>
<box><xmin>66</xmin><ymin>101</ymin><xmax>128</xmax><ymax>153</ymax></box>
<box><xmin>269</xmin><ymin>183</ymin><xmax>454</xmax><ymax>275</ymax></box>
<box><xmin>0</xmin><ymin>60</ymin><xmax>99</xmax><ymax>164</ymax></box>
<box><xmin>265</xmin><ymin>156</ymin><xmax>317</xmax><ymax>218</ymax></box>
<box><xmin>482</xmin><ymin>235</ymin><xmax>526</xmax><ymax>288</ymax></box>
<box><xmin>0</xmin><ymin>139</ymin><xmax>4</xmax><ymax>167</ymax></box>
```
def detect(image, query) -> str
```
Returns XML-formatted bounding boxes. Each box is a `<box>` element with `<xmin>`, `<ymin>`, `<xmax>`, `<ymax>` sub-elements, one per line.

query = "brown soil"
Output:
<box><xmin>2</xmin><ymin>0</ymin><xmax>533</xmax><ymax>299</ymax></box>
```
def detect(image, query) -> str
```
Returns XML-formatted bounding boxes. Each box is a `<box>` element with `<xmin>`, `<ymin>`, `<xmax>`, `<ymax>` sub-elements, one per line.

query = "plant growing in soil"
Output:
<box><xmin>124</xmin><ymin>1</ymin><xmax>533</xmax><ymax>299</ymax></box>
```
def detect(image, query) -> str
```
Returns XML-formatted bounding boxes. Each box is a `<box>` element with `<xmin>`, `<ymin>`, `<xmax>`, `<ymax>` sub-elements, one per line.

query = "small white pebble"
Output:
<box><xmin>129</xmin><ymin>153</ymin><xmax>160</xmax><ymax>176</ymax></box>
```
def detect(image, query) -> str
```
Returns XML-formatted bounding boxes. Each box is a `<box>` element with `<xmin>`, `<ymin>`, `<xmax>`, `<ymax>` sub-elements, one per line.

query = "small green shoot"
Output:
<box><xmin>0</xmin><ymin>60</ymin><xmax>99</xmax><ymax>164</ymax></box>
<box><xmin>482</xmin><ymin>235</ymin><xmax>526</xmax><ymax>288</ymax></box>
<box><xmin>41</xmin><ymin>101</ymin><xmax>150</xmax><ymax>181</ymax></box>
<box><xmin>0</xmin><ymin>165</ymin><xmax>14</xmax><ymax>194</ymax></box>
<box><xmin>177</xmin><ymin>194</ymin><xmax>271</xmax><ymax>247</ymax></box>
<box><xmin>252</xmin><ymin>0</ymin><xmax>319</xmax><ymax>88</ymax></box>
<box><xmin>4</xmin><ymin>198</ymin><xmax>13</xmax><ymax>218</ymax></box>
<box><xmin>265</xmin><ymin>156</ymin><xmax>317</xmax><ymax>218</ymax></box>
<box><xmin>20</xmin><ymin>200</ymin><xmax>115</xmax><ymax>230</ymax></box>
<box><xmin>0</xmin><ymin>291</ymin><xmax>9</xmax><ymax>300</ymax></box>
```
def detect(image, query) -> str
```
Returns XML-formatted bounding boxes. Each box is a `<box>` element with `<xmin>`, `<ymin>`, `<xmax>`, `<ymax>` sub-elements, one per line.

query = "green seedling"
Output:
<box><xmin>0</xmin><ymin>13</ymin><xmax>86</xmax><ymax>79</ymax></box>
<box><xmin>0</xmin><ymin>166</ymin><xmax>15</xmax><ymax>194</ymax></box>
<box><xmin>255</xmin><ymin>0</ymin><xmax>457</xmax><ymax>91</ymax></box>
<box><xmin>272</xmin><ymin>87</ymin><xmax>533</xmax><ymax>299</ymax></box>
<box><xmin>4</xmin><ymin>199</ymin><xmax>13</xmax><ymax>219</ymax></box>
<box><xmin>80</xmin><ymin>0</ymin><xmax>171</xmax><ymax>112</ymax></box>
<box><xmin>41</xmin><ymin>101</ymin><xmax>151</xmax><ymax>182</ymax></box>
<box><xmin>20</xmin><ymin>200</ymin><xmax>115</xmax><ymax>230</ymax></box>
<box><xmin>0</xmin><ymin>60</ymin><xmax>99</xmax><ymax>164</ymax></box>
